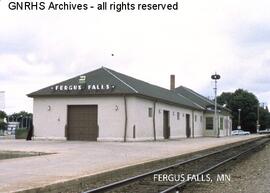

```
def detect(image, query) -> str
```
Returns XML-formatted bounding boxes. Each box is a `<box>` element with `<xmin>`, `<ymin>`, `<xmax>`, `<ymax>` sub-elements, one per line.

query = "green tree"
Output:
<box><xmin>259</xmin><ymin>107</ymin><xmax>267</xmax><ymax>129</ymax></box>
<box><xmin>0</xmin><ymin>122</ymin><xmax>7</xmax><ymax>130</ymax></box>
<box><xmin>265</xmin><ymin>113</ymin><xmax>270</xmax><ymax>128</ymax></box>
<box><xmin>0</xmin><ymin>110</ymin><xmax>7</xmax><ymax>130</ymax></box>
<box><xmin>216</xmin><ymin>92</ymin><xmax>233</xmax><ymax>106</ymax></box>
<box><xmin>0</xmin><ymin>110</ymin><xmax>7</xmax><ymax>119</ymax></box>
<box><xmin>8</xmin><ymin>111</ymin><xmax>33</xmax><ymax>128</ymax></box>
<box><xmin>259</xmin><ymin>106</ymin><xmax>270</xmax><ymax>129</ymax></box>
<box><xmin>217</xmin><ymin>89</ymin><xmax>259</xmax><ymax>133</ymax></box>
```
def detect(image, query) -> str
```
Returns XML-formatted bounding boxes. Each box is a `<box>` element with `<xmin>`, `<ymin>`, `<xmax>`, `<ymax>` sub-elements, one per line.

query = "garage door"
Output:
<box><xmin>67</xmin><ymin>105</ymin><xmax>98</xmax><ymax>141</ymax></box>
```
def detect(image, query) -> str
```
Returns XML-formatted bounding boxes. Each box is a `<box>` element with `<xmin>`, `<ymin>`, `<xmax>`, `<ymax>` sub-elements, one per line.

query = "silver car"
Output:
<box><xmin>232</xmin><ymin>130</ymin><xmax>250</xmax><ymax>135</ymax></box>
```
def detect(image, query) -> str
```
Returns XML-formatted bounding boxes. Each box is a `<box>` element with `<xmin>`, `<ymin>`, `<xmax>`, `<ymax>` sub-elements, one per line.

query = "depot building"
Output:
<box><xmin>28</xmin><ymin>67</ymin><xmax>232</xmax><ymax>141</ymax></box>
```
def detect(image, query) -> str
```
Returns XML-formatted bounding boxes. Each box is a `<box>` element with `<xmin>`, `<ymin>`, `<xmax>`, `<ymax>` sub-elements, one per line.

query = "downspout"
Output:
<box><xmin>153</xmin><ymin>101</ymin><xmax>157</xmax><ymax>141</ymax></box>
<box><xmin>124</xmin><ymin>95</ymin><xmax>128</xmax><ymax>142</ymax></box>
<box><xmin>192</xmin><ymin>110</ymin><xmax>195</xmax><ymax>138</ymax></box>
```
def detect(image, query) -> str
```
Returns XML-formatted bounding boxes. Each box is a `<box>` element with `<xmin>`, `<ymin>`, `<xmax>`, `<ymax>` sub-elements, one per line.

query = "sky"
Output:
<box><xmin>0</xmin><ymin>0</ymin><xmax>270</xmax><ymax>114</ymax></box>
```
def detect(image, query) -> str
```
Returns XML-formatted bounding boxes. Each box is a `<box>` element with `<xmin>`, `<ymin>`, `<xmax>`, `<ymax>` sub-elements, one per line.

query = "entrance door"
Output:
<box><xmin>163</xmin><ymin>111</ymin><xmax>170</xmax><ymax>139</ymax></box>
<box><xmin>186</xmin><ymin>114</ymin><xmax>191</xmax><ymax>138</ymax></box>
<box><xmin>67</xmin><ymin>105</ymin><xmax>98</xmax><ymax>141</ymax></box>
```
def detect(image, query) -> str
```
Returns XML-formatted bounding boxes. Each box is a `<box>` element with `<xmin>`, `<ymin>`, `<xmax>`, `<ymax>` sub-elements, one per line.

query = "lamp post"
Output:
<box><xmin>211</xmin><ymin>73</ymin><xmax>221</xmax><ymax>138</ymax></box>
<box><xmin>238</xmin><ymin>109</ymin><xmax>241</xmax><ymax>129</ymax></box>
<box><xmin>20</xmin><ymin>115</ymin><xmax>23</xmax><ymax>128</ymax></box>
<box><xmin>257</xmin><ymin>103</ymin><xmax>261</xmax><ymax>132</ymax></box>
<box><xmin>25</xmin><ymin>116</ymin><xmax>28</xmax><ymax>129</ymax></box>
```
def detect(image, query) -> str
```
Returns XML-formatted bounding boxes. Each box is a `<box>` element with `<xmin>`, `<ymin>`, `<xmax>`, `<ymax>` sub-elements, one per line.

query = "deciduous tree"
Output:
<box><xmin>217</xmin><ymin>89</ymin><xmax>270</xmax><ymax>132</ymax></box>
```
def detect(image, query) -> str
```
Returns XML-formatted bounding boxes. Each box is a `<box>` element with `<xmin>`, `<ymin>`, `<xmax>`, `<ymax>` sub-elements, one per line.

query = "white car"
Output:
<box><xmin>258</xmin><ymin>129</ymin><xmax>270</xmax><ymax>134</ymax></box>
<box><xmin>232</xmin><ymin>129</ymin><xmax>250</xmax><ymax>135</ymax></box>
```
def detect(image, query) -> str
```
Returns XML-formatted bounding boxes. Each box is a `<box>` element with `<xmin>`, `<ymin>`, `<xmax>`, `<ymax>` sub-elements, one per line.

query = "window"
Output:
<box><xmin>200</xmin><ymin>116</ymin><xmax>203</xmax><ymax>122</ymax></box>
<box><xmin>220</xmin><ymin>117</ymin><xmax>224</xmax><ymax>130</ymax></box>
<box><xmin>148</xmin><ymin>108</ymin><xmax>153</xmax><ymax>117</ymax></box>
<box><xmin>206</xmin><ymin>117</ymin><xmax>213</xmax><ymax>130</ymax></box>
<box><xmin>224</xmin><ymin>119</ymin><xmax>228</xmax><ymax>129</ymax></box>
<box><xmin>195</xmin><ymin>115</ymin><xmax>197</xmax><ymax>122</ymax></box>
<box><xmin>177</xmin><ymin>112</ymin><xmax>180</xmax><ymax>120</ymax></box>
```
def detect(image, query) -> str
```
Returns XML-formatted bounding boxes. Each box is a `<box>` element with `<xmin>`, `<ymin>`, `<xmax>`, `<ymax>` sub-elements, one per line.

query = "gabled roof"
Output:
<box><xmin>28</xmin><ymin>67</ymin><xmax>204</xmax><ymax>111</ymax></box>
<box><xmin>174</xmin><ymin>86</ymin><xmax>231</xmax><ymax>113</ymax></box>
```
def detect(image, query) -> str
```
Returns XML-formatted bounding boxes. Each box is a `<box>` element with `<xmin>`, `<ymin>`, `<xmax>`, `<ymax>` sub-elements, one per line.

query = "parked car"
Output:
<box><xmin>232</xmin><ymin>129</ymin><xmax>250</xmax><ymax>135</ymax></box>
<box><xmin>258</xmin><ymin>128</ymin><xmax>270</xmax><ymax>134</ymax></box>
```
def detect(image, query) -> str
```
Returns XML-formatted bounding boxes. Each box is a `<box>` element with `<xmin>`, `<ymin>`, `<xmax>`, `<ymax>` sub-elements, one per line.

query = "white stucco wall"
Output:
<box><xmin>125</xmin><ymin>97</ymin><xmax>204</xmax><ymax>141</ymax></box>
<box><xmin>203</xmin><ymin>113</ymin><xmax>216</xmax><ymax>137</ymax></box>
<box><xmin>125</xmin><ymin>97</ymin><xmax>156</xmax><ymax>141</ymax></box>
<box><xmin>33</xmin><ymin>96</ymin><xmax>207</xmax><ymax>141</ymax></box>
<box><xmin>193</xmin><ymin>111</ymin><xmax>204</xmax><ymax>137</ymax></box>
<box><xmin>33</xmin><ymin>96</ymin><xmax>126</xmax><ymax>141</ymax></box>
<box><xmin>219</xmin><ymin>115</ymin><xmax>232</xmax><ymax>137</ymax></box>
<box><xmin>156</xmin><ymin>103</ymin><xmax>191</xmax><ymax>139</ymax></box>
<box><xmin>203</xmin><ymin>113</ymin><xmax>232</xmax><ymax>137</ymax></box>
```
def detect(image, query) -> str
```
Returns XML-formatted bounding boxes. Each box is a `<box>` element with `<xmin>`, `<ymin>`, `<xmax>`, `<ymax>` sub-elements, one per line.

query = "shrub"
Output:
<box><xmin>0</xmin><ymin>122</ymin><xmax>7</xmax><ymax>130</ymax></box>
<box><xmin>15</xmin><ymin>128</ymin><xmax>28</xmax><ymax>139</ymax></box>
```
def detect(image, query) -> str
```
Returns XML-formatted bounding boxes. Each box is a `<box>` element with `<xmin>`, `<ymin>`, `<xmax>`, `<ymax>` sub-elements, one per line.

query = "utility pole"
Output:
<box><xmin>211</xmin><ymin>73</ymin><xmax>221</xmax><ymax>138</ymax></box>
<box><xmin>257</xmin><ymin>105</ymin><xmax>260</xmax><ymax>132</ymax></box>
<box><xmin>238</xmin><ymin>109</ymin><xmax>241</xmax><ymax>129</ymax></box>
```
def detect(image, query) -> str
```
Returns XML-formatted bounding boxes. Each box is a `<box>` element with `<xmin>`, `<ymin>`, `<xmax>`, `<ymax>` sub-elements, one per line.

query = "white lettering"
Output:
<box><xmin>153</xmin><ymin>174</ymin><xmax>159</xmax><ymax>181</ymax></box>
<box><xmin>79</xmin><ymin>75</ymin><xmax>86</xmax><ymax>81</ymax></box>
<box><xmin>216</xmin><ymin>174</ymin><xmax>231</xmax><ymax>181</ymax></box>
<box><xmin>52</xmin><ymin>84</ymin><xmax>115</xmax><ymax>92</ymax></box>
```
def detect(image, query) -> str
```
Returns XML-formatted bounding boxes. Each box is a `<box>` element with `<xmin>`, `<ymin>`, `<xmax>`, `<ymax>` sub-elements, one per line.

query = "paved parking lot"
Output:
<box><xmin>0</xmin><ymin>135</ymin><xmax>265</xmax><ymax>193</ymax></box>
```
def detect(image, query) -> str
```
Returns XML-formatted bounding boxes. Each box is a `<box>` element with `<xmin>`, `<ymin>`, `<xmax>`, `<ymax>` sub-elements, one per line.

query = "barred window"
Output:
<box><xmin>206</xmin><ymin>117</ymin><xmax>213</xmax><ymax>130</ymax></box>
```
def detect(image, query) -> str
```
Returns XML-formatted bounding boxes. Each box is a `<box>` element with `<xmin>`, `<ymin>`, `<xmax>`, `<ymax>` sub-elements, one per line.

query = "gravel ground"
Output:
<box><xmin>182</xmin><ymin>142</ymin><xmax>270</xmax><ymax>193</ymax></box>
<box><xmin>1</xmin><ymin>135</ymin><xmax>263</xmax><ymax>193</ymax></box>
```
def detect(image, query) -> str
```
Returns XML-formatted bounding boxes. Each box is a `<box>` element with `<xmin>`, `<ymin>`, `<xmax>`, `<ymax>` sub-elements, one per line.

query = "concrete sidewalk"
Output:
<box><xmin>0</xmin><ymin>135</ymin><xmax>265</xmax><ymax>193</ymax></box>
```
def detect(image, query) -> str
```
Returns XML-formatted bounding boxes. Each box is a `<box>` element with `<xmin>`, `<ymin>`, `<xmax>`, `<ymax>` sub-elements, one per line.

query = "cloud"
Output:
<box><xmin>1</xmin><ymin>0</ymin><xmax>270</xmax><ymax>113</ymax></box>
<box><xmin>236</xmin><ymin>24</ymin><xmax>270</xmax><ymax>46</ymax></box>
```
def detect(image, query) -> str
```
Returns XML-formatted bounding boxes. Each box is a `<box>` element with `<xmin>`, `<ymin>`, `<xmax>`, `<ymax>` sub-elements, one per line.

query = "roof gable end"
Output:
<box><xmin>27</xmin><ymin>67</ymin><xmax>137</xmax><ymax>97</ymax></box>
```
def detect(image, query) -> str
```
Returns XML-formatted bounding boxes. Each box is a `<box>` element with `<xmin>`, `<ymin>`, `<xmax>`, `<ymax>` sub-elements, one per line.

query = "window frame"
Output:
<box><xmin>148</xmin><ymin>107</ymin><xmax>153</xmax><ymax>118</ymax></box>
<box><xmin>205</xmin><ymin>117</ymin><xmax>214</xmax><ymax>130</ymax></box>
<box><xmin>177</xmin><ymin>112</ymin><xmax>180</xmax><ymax>120</ymax></box>
<box><xmin>220</xmin><ymin>117</ymin><xmax>224</xmax><ymax>130</ymax></box>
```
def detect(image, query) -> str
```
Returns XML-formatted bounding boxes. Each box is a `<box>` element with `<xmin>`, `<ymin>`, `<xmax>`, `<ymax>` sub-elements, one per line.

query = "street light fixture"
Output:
<box><xmin>211</xmin><ymin>72</ymin><xmax>221</xmax><ymax>138</ymax></box>
<box><xmin>238</xmin><ymin>109</ymin><xmax>241</xmax><ymax>129</ymax></box>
